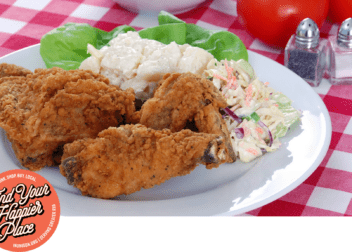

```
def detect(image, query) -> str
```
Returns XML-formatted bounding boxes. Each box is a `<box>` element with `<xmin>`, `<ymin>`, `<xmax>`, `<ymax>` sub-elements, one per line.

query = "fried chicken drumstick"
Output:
<box><xmin>139</xmin><ymin>72</ymin><xmax>236</xmax><ymax>163</ymax></box>
<box><xmin>0</xmin><ymin>67</ymin><xmax>136</xmax><ymax>170</ymax></box>
<box><xmin>60</xmin><ymin>124</ymin><xmax>228</xmax><ymax>198</ymax></box>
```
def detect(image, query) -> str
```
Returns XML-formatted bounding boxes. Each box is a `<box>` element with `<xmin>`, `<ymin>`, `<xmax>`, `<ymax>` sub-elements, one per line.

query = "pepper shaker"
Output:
<box><xmin>284</xmin><ymin>18</ymin><xmax>328</xmax><ymax>87</ymax></box>
<box><xmin>327</xmin><ymin>18</ymin><xmax>352</xmax><ymax>85</ymax></box>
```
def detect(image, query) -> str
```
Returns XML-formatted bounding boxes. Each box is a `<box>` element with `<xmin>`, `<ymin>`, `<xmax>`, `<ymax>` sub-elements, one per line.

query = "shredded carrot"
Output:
<box><xmin>214</xmin><ymin>61</ymin><xmax>239</xmax><ymax>98</ymax></box>
<box><xmin>224</xmin><ymin>60</ymin><xmax>234</xmax><ymax>81</ymax></box>
<box><xmin>222</xmin><ymin>77</ymin><xmax>237</xmax><ymax>98</ymax></box>
<box><xmin>230</xmin><ymin>76</ymin><xmax>237</xmax><ymax>89</ymax></box>
<box><xmin>274</xmin><ymin>104</ymin><xmax>279</xmax><ymax>107</ymax></box>
<box><xmin>246</xmin><ymin>148</ymin><xmax>258</xmax><ymax>156</ymax></box>
<box><xmin>264</xmin><ymin>98</ymin><xmax>269</xmax><ymax>101</ymax></box>
<box><xmin>245</xmin><ymin>83</ymin><xmax>253</xmax><ymax>106</ymax></box>
<box><xmin>264</xmin><ymin>82</ymin><xmax>269</xmax><ymax>86</ymax></box>
<box><xmin>255</xmin><ymin>127</ymin><xmax>264</xmax><ymax>134</ymax></box>
<box><xmin>225</xmin><ymin>78</ymin><xmax>233</xmax><ymax>89</ymax></box>
<box><xmin>256</xmin><ymin>132</ymin><xmax>266</xmax><ymax>144</ymax></box>
<box><xmin>243</xmin><ymin>126</ymin><xmax>251</xmax><ymax>137</ymax></box>
<box><xmin>213</xmin><ymin>73</ymin><xmax>228</xmax><ymax>82</ymax></box>
<box><xmin>224</xmin><ymin>80</ymin><xmax>235</xmax><ymax>92</ymax></box>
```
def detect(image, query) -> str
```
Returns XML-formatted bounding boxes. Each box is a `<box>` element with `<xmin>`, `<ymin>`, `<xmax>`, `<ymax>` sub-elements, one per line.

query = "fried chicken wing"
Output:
<box><xmin>0</xmin><ymin>63</ymin><xmax>32</xmax><ymax>78</ymax></box>
<box><xmin>138</xmin><ymin>72</ymin><xmax>236</xmax><ymax>163</ymax></box>
<box><xmin>0</xmin><ymin>67</ymin><xmax>136</xmax><ymax>170</ymax></box>
<box><xmin>139</xmin><ymin>72</ymin><xmax>226</xmax><ymax>131</ymax></box>
<box><xmin>60</xmin><ymin>124</ymin><xmax>228</xmax><ymax>198</ymax></box>
<box><xmin>194</xmin><ymin>104</ymin><xmax>236</xmax><ymax>163</ymax></box>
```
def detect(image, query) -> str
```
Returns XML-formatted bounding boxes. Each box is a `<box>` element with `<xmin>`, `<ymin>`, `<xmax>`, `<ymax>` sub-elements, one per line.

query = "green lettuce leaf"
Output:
<box><xmin>157</xmin><ymin>10</ymin><xmax>185</xmax><ymax>25</ymax></box>
<box><xmin>157</xmin><ymin>12</ymin><xmax>248</xmax><ymax>61</ymax></box>
<box><xmin>40</xmin><ymin>11</ymin><xmax>248</xmax><ymax>70</ymax></box>
<box><xmin>40</xmin><ymin>23</ymin><xmax>135</xmax><ymax>70</ymax></box>
<box><xmin>96</xmin><ymin>25</ymin><xmax>136</xmax><ymax>49</ymax></box>
<box><xmin>139</xmin><ymin>23</ymin><xmax>187</xmax><ymax>45</ymax></box>
<box><xmin>189</xmin><ymin>26</ymin><xmax>248</xmax><ymax>61</ymax></box>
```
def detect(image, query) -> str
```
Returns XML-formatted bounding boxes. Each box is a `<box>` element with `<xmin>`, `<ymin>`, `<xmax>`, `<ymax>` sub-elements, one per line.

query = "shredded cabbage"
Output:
<box><xmin>203</xmin><ymin>59</ymin><xmax>301</xmax><ymax>162</ymax></box>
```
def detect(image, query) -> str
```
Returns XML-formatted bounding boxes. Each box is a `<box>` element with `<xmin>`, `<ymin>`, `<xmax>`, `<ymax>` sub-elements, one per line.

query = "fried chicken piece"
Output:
<box><xmin>0</xmin><ymin>63</ymin><xmax>32</xmax><ymax>78</ymax></box>
<box><xmin>0</xmin><ymin>67</ymin><xmax>136</xmax><ymax>171</ymax></box>
<box><xmin>139</xmin><ymin>72</ymin><xmax>226</xmax><ymax>131</ymax></box>
<box><xmin>193</xmin><ymin>104</ymin><xmax>236</xmax><ymax>163</ymax></box>
<box><xmin>60</xmin><ymin>124</ymin><xmax>228</xmax><ymax>198</ymax></box>
<box><xmin>138</xmin><ymin>72</ymin><xmax>236</xmax><ymax>163</ymax></box>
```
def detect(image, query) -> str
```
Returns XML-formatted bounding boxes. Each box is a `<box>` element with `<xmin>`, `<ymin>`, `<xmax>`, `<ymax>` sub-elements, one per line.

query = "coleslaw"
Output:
<box><xmin>203</xmin><ymin>59</ymin><xmax>301</xmax><ymax>162</ymax></box>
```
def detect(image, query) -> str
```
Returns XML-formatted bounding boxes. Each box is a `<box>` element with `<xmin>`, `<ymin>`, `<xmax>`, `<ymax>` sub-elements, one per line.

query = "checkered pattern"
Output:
<box><xmin>0</xmin><ymin>0</ymin><xmax>351</xmax><ymax>216</ymax></box>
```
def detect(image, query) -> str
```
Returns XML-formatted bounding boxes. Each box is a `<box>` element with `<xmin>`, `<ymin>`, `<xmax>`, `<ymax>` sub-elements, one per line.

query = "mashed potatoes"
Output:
<box><xmin>80</xmin><ymin>31</ymin><xmax>214</xmax><ymax>99</ymax></box>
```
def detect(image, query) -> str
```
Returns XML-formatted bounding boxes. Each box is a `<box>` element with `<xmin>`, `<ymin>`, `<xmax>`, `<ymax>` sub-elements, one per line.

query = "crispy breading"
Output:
<box><xmin>193</xmin><ymin>104</ymin><xmax>236</xmax><ymax>165</ymax></box>
<box><xmin>139</xmin><ymin>72</ymin><xmax>227</xmax><ymax>131</ymax></box>
<box><xmin>138</xmin><ymin>72</ymin><xmax>236</xmax><ymax>163</ymax></box>
<box><xmin>0</xmin><ymin>67</ymin><xmax>136</xmax><ymax>170</ymax></box>
<box><xmin>60</xmin><ymin>124</ymin><xmax>228</xmax><ymax>198</ymax></box>
<box><xmin>0</xmin><ymin>63</ymin><xmax>32</xmax><ymax>78</ymax></box>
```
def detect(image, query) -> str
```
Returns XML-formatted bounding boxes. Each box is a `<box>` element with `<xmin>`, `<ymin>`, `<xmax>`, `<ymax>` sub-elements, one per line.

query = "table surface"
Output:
<box><xmin>0</xmin><ymin>0</ymin><xmax>351</xmax><ymax>216</ymax></box>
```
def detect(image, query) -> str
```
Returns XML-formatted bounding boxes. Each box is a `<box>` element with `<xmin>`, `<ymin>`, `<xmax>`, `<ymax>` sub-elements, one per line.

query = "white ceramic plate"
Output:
<box><xmin>0</xmin><ymin>44</ymin><xmax>331</xmax><ymax>216</ymax></box>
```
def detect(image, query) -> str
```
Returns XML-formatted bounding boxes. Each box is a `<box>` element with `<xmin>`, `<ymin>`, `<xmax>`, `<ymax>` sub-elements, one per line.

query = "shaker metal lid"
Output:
<box><xmin>295</xmin><ymin>18</ymin><xmax>320</xmax><ymax>49</ymax></box>
<box><xmin>337</xmin><ymin>18</ymin><xmax>352</xmax><ymax>48</ymax></box>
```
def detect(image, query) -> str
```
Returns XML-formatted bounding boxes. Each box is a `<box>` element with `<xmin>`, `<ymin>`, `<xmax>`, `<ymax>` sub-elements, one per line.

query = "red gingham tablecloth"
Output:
<box><xmin>0</xmin><ymin>0</ymin><xmax>351</xmax><ymax>216</ymax></box>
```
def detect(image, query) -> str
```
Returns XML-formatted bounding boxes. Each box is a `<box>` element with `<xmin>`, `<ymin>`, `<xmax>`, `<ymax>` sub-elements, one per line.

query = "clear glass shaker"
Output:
<box><xmin>328</xmin><ymin>18</ymin><xmax>352</xmax><ymax>85</ymax></box>
<box><xmin>284</xmin><ymin>18</ymin><xmax>328</xmax><ymax>87</ymax></box>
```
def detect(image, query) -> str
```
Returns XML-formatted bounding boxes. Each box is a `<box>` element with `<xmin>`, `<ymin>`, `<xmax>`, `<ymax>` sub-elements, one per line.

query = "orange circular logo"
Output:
<box><xmin>0</xmin><ymin>170</ymin><xmax>60</xmax><ymax>252</ymax></box>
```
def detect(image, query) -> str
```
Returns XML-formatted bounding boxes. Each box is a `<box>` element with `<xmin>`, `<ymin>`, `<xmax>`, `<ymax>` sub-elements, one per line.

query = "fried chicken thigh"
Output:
<box><xmin>60</xmin><ymin>124</ymin><xmax>228</xmax><ymax>198</ymax></box>
<box><xmin>0</xmin><ymin>67</ymin><xmax>136</xmax><ymax>170</ymax></box>
<box><xmin>139</xmin><ymin>72</ymin><xmax>236</xmax><ymax>163</ymax></box>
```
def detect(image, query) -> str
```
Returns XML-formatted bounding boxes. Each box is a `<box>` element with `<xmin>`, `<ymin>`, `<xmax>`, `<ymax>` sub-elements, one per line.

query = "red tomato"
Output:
<box><xmin>328</xmin><ymin>0</ymin><xmax>352</xmax><ymax>24</ymax></box>
<box><xmin>237</xmin><ymin>0</ymin><xmax>329</xmax><ymax>48</ymax></box>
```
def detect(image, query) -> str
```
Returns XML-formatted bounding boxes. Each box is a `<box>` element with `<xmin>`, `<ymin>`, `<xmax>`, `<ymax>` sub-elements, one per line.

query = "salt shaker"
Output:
<box><xmin>328</xmin><ymin>18</ymin><xmax>352</xmax><ymax>85</ymax></box>
<box><xmin>284</xmin><ymin>18</ymin><xmax>328</xmax><ymax>87</ymax></box>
